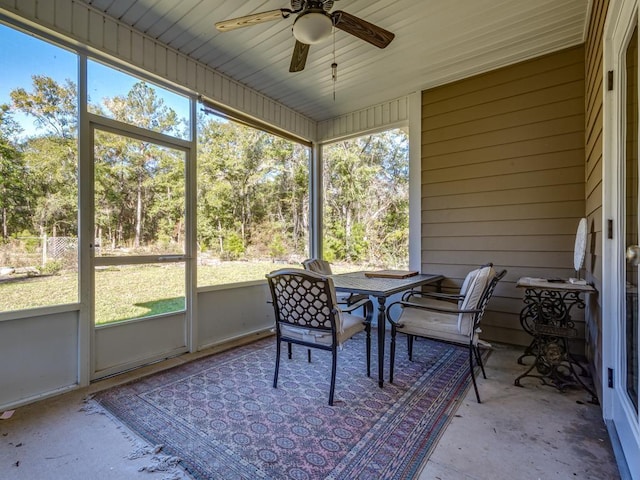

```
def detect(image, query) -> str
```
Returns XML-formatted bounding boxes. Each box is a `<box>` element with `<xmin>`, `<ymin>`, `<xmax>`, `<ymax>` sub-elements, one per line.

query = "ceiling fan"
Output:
<box><xmin>215</xmin><ymin>0</ymin><xmax>395</xmax><ymax>73</ymax></box>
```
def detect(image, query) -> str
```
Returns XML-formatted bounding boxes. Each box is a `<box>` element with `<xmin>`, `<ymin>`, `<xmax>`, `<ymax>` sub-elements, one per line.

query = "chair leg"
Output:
<box><xmin>389</xmin><ymin>327</ymin><xmax>397</xmax><ymax>384</ymax></box>
<box><xmin>287</xmin><ymin>342</ymin><xmax>292</xmax><ymax>359</ymax></box>
<box><xmin>273</xmin><ymin>340</ymin><xmax>281</xmax><ymax>389</ymax></box>
<box><xmin>365</xmin><ymin>324</ymin><xmax>371</xmax><ymax>377</ymax></box>
<box><xmin>329</xmin><ymin>347</ymin><xmax>337</xmax><ymax>406</ymax></box>
<box><xmin>474</xmin><ymin>345</ymin><xmax>487</xmax><ymax>379</ymax></box>
<box><xmin>469</xmin><ymin>346</ymin><xmax>481</xmax><ymax>403</ymax></box>
<box><xmin>307</xmin><ymin>348</ymin><xmax>311</xmax><ymax>363</ymax></box>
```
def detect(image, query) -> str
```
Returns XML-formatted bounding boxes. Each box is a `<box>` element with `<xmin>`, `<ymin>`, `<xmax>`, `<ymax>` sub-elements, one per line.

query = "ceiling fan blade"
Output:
<box><xmin>332</xmin><ymin>10</ymin><xmax>395</xmax><ymax>48</ymax></box>
<box><xmin>289</xmin><ymin>41</ymin><xmax>310</xmax><ymax>72</ymax></box>
<box><xmin>215</xmin><ymin>9</ymin><xmax>284</xmax><ymax>32</ymax></box>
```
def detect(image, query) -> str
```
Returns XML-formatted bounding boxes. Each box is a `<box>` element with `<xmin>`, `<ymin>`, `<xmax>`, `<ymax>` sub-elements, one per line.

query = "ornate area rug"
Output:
<box><xmin>95</xmin><ymin>334</ymin><xmax>486</xmax><ymax>479</ymax></box>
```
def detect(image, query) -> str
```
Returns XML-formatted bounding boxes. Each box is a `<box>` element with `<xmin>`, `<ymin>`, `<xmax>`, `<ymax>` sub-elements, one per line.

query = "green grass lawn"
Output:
<box><xmin>0</xmin><ymin>261</ymin><xmax>300</xmax><ymax>324</ymax></box>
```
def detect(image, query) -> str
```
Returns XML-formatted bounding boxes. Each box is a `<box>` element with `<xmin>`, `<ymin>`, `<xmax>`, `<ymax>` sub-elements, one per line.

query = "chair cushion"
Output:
<box><xmin>458</xmin><ymin>268</ymin><xmax>481</xmax><ymax>307</ymax></box>
<box><xmin>457</xmin><ymin>266</ymin><xmax>494</xmax><ymax>335</ymax></box>
<box><xmin>408</xmin><ymin>265</ymin><xmax>490</xmax><ymax>312</ymax></box>
<box><xmin>406</xmin><ymin>267</ymin><xmax>485</xmax><ymax>313</ymax></box>
<box><xmin>280</xmin><ymin>311</ymin><xmax>365</xmax><ymax>346</ymax></box>
<box><xmin>396</xmin><ymin>308</ymin><xmax>470</xmax><ymax>345</ymax></box>
<box><xmin>339</xmin><ymin>312</ymin><xmax>368</xmax><ymax>342</ymax></box>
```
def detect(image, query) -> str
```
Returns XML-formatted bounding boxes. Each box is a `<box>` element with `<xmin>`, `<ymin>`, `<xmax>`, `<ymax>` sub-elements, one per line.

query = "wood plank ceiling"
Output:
<box><xmin>79</xmin><ymin>0</ymin><xmax>589</xmax><ymax>122</ymax></box>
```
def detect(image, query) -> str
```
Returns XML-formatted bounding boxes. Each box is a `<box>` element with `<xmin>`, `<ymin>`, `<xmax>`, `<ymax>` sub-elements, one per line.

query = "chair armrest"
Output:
<box><xmin>343</xmin><ymin>293</ymin><xmax>369</xmax><ymax>304</ymax></box>
<box><xmin>400</xmin><ymin>300</ymin><xmax>481</xmax><ymax>315</ymax></box>
<box><xmin>339</xmin><ymin>298</ymin><xmax>374</xmax><ymax>323</ymax></box>
<box><xmin>402</xmin><ymin>290</ymin><xmax>463</xmax><ymax>302</ymax></box>
<box><xmin>386</xmin><ymin>299</ymin><xmax>480</xmax><ymax>326</ymax></box>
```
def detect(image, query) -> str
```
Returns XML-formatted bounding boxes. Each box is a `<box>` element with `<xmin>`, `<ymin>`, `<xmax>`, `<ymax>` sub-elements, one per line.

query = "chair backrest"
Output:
<box><xmin>459</xmin><ymin>267</ymin><xmax>507</xmax><ymax>336</ymax></box>
<box><xmin>457</xmin><ymin>262</ymin><xmax>493</xmax><ymax>307</ymax></box>
<box><xmin>302</xmin><ymin>258</ymin><xmax>333</xmax><ymax>275</ymax></box>
<box><xmin>457</xmin><ymin>265</ymin><xmax>495</xmax><ymax>335</ymax></box>
<box><xmin>266</xmin><ymin>268</ymin><xmax>341</xmax><ymax>334</ymax></box>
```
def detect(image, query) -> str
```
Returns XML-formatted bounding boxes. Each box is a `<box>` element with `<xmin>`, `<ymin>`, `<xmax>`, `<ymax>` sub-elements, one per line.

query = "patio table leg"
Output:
<box><xmin>377</xmin><ymin>296</ymin><xmax>386</xmax><ymax>388</ymax></box>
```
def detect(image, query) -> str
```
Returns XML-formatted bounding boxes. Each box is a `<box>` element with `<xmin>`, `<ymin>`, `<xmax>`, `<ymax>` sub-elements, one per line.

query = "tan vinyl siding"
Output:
<box><xmin>584</xmin><ymin>0</ymin><xmax>608</xmax><ymax>398</ymax></box>
<box><xmin>421</xmin><ymin>45</ymin><xmax>586</xmax><ymax>347</ymax></box>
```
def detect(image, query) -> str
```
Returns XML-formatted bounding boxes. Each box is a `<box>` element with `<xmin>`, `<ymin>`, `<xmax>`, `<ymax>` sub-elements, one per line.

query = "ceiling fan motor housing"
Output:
<box><xmin>292</xmin><ymin>0</ymin><xmax>334</xmax><ymax>12</ymax></box>
<box><xmin>292</xmin><ymin>8</ymin><xmax>333</xmax><ymax>45</ymax></box>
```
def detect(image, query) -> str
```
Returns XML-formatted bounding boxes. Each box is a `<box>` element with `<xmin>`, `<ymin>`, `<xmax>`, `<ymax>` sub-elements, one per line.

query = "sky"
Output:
<box><xmin>0</xmin><ymin>23</ymin><xmax>191</xmax><ymax>139</ymax></box>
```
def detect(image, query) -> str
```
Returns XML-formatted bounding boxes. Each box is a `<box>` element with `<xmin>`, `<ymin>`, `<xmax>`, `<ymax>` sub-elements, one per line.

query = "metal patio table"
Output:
<box><xmin>331</xmin><ymin>271</ymin><xmax>444</xmax><ymax>387</ymax></box>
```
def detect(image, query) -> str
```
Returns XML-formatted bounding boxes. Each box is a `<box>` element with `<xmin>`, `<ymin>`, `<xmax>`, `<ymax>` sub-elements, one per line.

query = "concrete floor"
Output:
<box><xmin>0</xmin><ymin>341</ymin><xmax>620</xmax><ymax>480</ymax></box>
<box><xmin>418</xmin><ymin>344</ymin><xmax>620</xmax><ymax>480</ymax></box>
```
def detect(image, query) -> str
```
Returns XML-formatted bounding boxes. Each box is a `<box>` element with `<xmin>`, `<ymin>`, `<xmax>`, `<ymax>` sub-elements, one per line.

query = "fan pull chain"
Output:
<box><xmin>331</xmin><ymin>28</ymin><xmax>337</xmax><ymax>101</ymax></box>
<box><xmin>331</xmin><ymin>62</ymin><xmax>338</xmax><ymax>101</ymax></box>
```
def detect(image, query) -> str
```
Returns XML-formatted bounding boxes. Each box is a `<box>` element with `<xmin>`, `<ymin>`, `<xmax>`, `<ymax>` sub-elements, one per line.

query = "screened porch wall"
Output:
<box><xmin>421</xmin><ymin>45</ymin><xmax>587</xmax><ymax>347</ymax></box>
<box><xmin>0</xmin><ymin>0</ymin><xmax>315</xmax><ymax>142</ymax></box>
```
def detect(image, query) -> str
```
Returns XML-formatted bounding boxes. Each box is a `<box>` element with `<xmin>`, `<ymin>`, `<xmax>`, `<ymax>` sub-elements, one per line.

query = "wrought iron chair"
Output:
<box><xmin>387</xmin><ymin>265</ymin><xmax>506</xmax><ymax>403</ymax></box>
<box><xmin>400</xmin><ymin>262</ymin><xmax>494</xmax><ymax>308</ymax></box>
<box><xmin>302</xmin><ymin>258</ymin><xmax>368</xmax><ymax>306</ymax></box>
<box><xmin>301</xmin><ymin>258</ymin><xmax>333</xmax><ymax>275</ymax></box>
<box><xmin>266</xmin><ymin>268</ymin><xmax>373</xmax><ymax>406</ymax></box>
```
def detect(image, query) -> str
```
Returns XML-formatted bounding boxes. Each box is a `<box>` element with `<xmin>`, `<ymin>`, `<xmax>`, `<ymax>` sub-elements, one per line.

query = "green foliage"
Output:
<box><xmin>322</xmin><ymin>246</ymin><xmax>336</xmax><ymax>263</ymax></box>
<box><xmin>10</xmin><ymin>75</ymin><xmax>77</xmax><ymax>139</ymax></box>
<box><xmin>8</xmin><ymin>76</ymin><xmax>78</xmax><ymax>239</ymax></box>
<box><xmin>39</xmin><ymin>259</ymin><xmax>63</xmax><ymax>275</ymax></box>
<box><xmin>322</xmin><ymin>129</ymin><xmax>409</xmax><ymax>268</ymax></box>
<box><xmin>156</xmin><ymin>233</ymin><xmax>172</xmax><ymax>250</ymax></box>
<box><xmin>3</xmin><ymin>71</ymin><xmax>407</xmax><ymax>273</ymax></box>
<box><xmin>197</xmin><ymin>115</ymin><xmax>310</xmax><ymax>261</ymax></box>
<box><xmin>22</xmin><ymin>238</ymin><xmax>39</xmax><ymax>253</ymax></box>
<box><xmin>223</xmin><ymin>232</ymin><xmax>245</xmax><ymax>260</ymax></box>
<box><xmin>94</xmin><ymin>83</ymin><xmax>185</xmax><ymax>249</ymax></box>
<box><xmin>269</xmin><ymin>234</ymin><xmax>286</xmax><ymax>260</ymax></box>
<box><xmin>0</xmin><ymin>105</ymin><xmax>30</xmax><ymax>239</ymax></box>
<box><xmin>349</xmin><ymin>223</ymin><xmax>368</xmax><ymax>262</ymax></box>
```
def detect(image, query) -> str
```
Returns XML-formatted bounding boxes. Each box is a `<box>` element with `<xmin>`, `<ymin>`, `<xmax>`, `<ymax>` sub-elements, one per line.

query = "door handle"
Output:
<box><xmin>626</xmin><ymin>245</ymin><xmax>640</xmax><ymax>264</ymax></box>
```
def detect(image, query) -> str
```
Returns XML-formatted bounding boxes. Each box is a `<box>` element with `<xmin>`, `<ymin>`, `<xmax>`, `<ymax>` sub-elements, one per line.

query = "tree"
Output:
<box><xmin>95</xmin><ymin>82</ymin><xmax>183</xmax><ymax>248</ymax></box>
<box><xmin>6</xmin><ymin>74</ymin><xmax>405</xmax><ymax>270</ymax></box>
<box><xmin>197</xmin><ymin>119</ymin><xmax>270</xmax><ymax>253</ymax></box>
<box><xmin>10</xmin><ymin>76</ymin><xmax>78</xmax><ymax>238</ymax></box>
<box><xmin>11</xmin><ymin>75</ymin><xmax>77</xmax><ymax>140</ymax></box>
<box><xmin>0</xmin><ymin>105</ymin><xmax>29</xmax><ymax>239</ymax></box>
<box><xmin>324</xmin><ymin>138</ymin><xmax>377</xmax><ymax>262</ymax></box>
<box><xmin>323</xmin><ymin>129</ymin><xmax>409</xmax><ymax>267</ymax></box>
<box><xmin>197</xmin><ymin>114</ymin><xmax>309</xmax><ymax>260</ymax></box>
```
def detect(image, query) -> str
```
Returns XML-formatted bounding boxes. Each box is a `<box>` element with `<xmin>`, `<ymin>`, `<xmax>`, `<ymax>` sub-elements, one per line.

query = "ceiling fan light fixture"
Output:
<box><xmin>292</xmin><ymin>11</ymin><xmax>333</xmax><ymax>45</ymax></box>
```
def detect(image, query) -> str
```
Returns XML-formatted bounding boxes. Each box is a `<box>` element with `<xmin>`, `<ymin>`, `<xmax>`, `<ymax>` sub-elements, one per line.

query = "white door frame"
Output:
<box><xmin>603</xmin><ymin>0</ymin><xmax>640</xmax><ymax>476</ymax></box>
<box><xmin>87</xmin><ymin>116</ymin><xmax>194</xmax><ymax>380</ymax></box>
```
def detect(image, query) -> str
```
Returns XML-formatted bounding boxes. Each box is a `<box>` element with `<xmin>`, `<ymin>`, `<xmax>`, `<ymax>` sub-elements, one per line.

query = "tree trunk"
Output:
<box><xmin>218</xmin><ymin>218</ymin><xmax>224</xmax><ymax>254</ymax></box>
<box><xmin>344</xmin><ymin>205</ymin><xmax>352</xmax><ymax>261</ymax></box>
<box><xmin>135</xmin><ymin>174</ymin><xmax>142</xmax><ymax>248</ymax></box>
<box><xmin>240</xmin><ymin>188</ymin><xmax>247</xmax><ymax>248</ymax></box>
<box><xmin>1</xmin><ymin>207</ymin><xmax>7</xmax><ymax>240</ymax></box>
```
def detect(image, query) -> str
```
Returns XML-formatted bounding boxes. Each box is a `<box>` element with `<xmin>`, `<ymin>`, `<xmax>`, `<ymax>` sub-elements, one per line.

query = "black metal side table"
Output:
<box><xmin>513</xmin><ymin>277</ymin><xmax>598</xmax><ymax>404</ymax></box>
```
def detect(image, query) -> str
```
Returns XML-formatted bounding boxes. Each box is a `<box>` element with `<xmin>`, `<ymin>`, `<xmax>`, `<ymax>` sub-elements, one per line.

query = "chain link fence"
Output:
<box><xmin>0</xmin><ymin>236</ymin><xmax>78</xmax><ymax>273</ymax></box>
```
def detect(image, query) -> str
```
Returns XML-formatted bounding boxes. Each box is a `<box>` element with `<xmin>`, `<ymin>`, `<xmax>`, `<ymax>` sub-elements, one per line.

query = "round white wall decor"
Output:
<box><xmin>574</xmin><ymin>217</ymin><xmax>587</xmax><ymax>272</ymax></box>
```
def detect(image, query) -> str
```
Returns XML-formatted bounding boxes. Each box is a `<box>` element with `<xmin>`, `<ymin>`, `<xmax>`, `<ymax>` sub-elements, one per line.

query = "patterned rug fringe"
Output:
<box><xmin>128</xmin><ymin>443</ymin><xmax>164</xmax><ymax>460</ymax></box>
<box><xmin>138</xmin><ymin>454</ymin><xmax>182</xmax><ymax>473</ymax></box>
